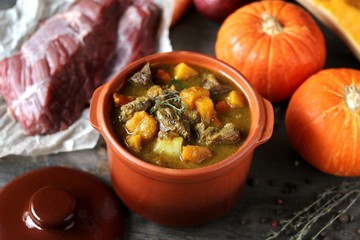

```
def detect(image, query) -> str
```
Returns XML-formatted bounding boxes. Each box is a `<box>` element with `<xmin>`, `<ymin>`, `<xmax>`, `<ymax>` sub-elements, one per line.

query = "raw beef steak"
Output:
<box><xmin>106</xmin><ymin>0</ymin><xmax>161</xmax><ymax>80</ymax></box>
<box><xmin>0</xmin><ymin>0</ymin><xmax>124</xmax><ymax>135</ymax></box>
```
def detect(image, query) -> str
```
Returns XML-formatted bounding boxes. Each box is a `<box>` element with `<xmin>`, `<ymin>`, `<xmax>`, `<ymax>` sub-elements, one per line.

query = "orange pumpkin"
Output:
<box><xmin>285</xmin><ymin>68</ymin><xmax>360</xmax><ymax>176</ymax></box>
<box><xmin>215</xmin><ymin>0</ymin><xmax>326</xmax><ymax>102</ymax></box>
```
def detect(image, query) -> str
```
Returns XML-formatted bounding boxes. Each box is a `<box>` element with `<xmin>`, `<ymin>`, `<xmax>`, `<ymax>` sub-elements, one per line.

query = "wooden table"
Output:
<box><xmin>1</xmin><ymin>1</ymin><xmax>360</xmax><ymax>239</ymax></box>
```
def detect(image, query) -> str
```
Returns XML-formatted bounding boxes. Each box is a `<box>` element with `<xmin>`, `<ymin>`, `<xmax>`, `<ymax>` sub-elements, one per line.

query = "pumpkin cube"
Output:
<box><xmin>181</xmin><ymin>145</ymin><xmax>212</xmax><ymax>163</ymax></box>
<box><xmin>180</xmin><ymin>86</ymin><xmax>210</xmax><ymax>109</ymax></box>
<box><xmin>195</xmin><ymin>96</ymin><xmax>216</xmax><ymax>124</ymax></box>
<box><xmin>146</xmin><ymin>85</ymin><xmax>164</xmax><ymax>98</ymax></box>
<box><xmin>125</xmin><ymin>111</ymin><xmax>158</xmax><ymax>141</ymax></box>
<box><xmin>174</xmin><ymin>62</ymin><xmax>198</xmax><ymax>80</ymax></box>
<box><xmin>225</xmin><ymin>90</ymin><xmax>246</xmax><ymax>108</ymax></box>
<box><xmin>125</xmin><ymin>134</ymin><xmax>142</xmax><ymax>152</ymax></box>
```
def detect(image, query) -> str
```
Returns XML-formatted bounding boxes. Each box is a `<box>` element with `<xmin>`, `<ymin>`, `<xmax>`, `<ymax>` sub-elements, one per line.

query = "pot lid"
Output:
<box><xmin>0</xmin><ymin>167</ymin><xmax>124</xmax><ymax>240</ymax></box>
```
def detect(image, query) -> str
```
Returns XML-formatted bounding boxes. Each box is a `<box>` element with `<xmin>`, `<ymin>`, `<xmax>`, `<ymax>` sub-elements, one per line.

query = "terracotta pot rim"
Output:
<box><xmin>90</xmin><ymin>51</ymin><xmax>273</xmax><ymax>181</ymax></box>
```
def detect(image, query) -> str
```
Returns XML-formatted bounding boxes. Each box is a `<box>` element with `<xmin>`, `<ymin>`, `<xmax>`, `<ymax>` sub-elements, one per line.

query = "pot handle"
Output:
<box><xmin>257</xmin><ymin>98</ymin><xmax>274</xmax><ymax>145</ymax></box>
<box><xmin>89</xmin><ymin>85</ymin><xmax>104</xmax><ymax>134</ymax></box>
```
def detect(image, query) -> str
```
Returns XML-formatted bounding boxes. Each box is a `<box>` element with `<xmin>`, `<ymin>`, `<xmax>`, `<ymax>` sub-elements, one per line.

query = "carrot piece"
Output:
<box><xmin>156</xmin><ymin>69</ymin><xmax>172</xmax><ymax>83</ymax></box>
<box><xmin>225</xmin><ymin>90</ymin><xmax>246</xmax><ymax>108</ymax></box>
<box><xmin>195</xmin><ymin>96</ymin><xmax>216</xmax><ymax>124</ymax></box>
<box><xmin>215</xmin><ymin>100</ymin><xmax>230</xmax><ymax>113</ymax></box>
<box><xmin>211</xmin><ymin>116</ymin><xmax>222</xmax><ymax>127</ymax></box>
<box><xmin>125</xmin><ymin>111</ymin><xmax>158</xmax><ymax>141</ymax></box>
<box><xmin>113</xmin><ymin>93</ymin><xmax>131</xmax><ymax>106</ymax></box>
<box><xmin>125</xmin><ymin>134</ymin><xmax>142</xmax><ymax>152</ymax></box>
<box><xmin>181</xmin><ymin>145</ymin><xmax>212</xmax><ymax>163</ymax></box>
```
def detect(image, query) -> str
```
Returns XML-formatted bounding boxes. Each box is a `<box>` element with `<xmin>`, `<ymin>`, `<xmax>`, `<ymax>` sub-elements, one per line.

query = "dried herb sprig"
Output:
<box><xmin>266</xmin><ymin>181</ymin><xmax>360</xmax><ymax>240</ymax></box>
<box><xmin>150</xmin><ymin>89</ymin><xmax>185</xmax><ymax>115</ymax></box>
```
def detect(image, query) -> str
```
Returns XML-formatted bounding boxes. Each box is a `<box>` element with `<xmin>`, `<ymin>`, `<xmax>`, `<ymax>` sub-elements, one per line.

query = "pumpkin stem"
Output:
<box><xmin>261</xmin><ymin>13</ymin><xmax>283</xmax><ymax>35</ymax></box>
<box><xmin>344</xmin><ymin>85</ymin><xmax>360</xmax><ymax>111</ymax></box>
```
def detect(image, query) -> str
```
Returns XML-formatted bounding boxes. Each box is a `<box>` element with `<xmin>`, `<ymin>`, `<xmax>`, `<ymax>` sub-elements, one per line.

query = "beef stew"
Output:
<box><xmin>111</xmin><ymin>62</ymin><xmax>251</xmax><ymax>169</ymax></box>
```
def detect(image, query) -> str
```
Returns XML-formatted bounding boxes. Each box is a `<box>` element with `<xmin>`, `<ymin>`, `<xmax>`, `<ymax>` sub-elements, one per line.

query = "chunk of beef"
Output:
<box><xmin>202</xmin><ymin>73</ymin><xmax>231</xmax><ymax>95</ymax></box>
<box><xmin>0</xmin><ymin>0</ymin><xmax>124</xmax><ymax>135</ymax></box>
<box><xmin>217</xmin><ymin>123</ymin><xmax>241</xmax><ymax>143</ymax></box>
<box><xmin>196</xmin><ymin>122</ymin><xmax>240</xmax><ymax>144</ymax></box>
<box><xmin>128</xmin><ymin>62</ymin><xmax>153</xmax><ymax>86</ymax></box>
<box><xmin>106</xmin><ymin>0</ymin><xmax>161</xmax><ymax>80</ymax></box>
<box><xmin>195</xmin><ymin>122</ymin><xmax>218</xmax><ymax>144</ymax></box>
<box><xmin>155</xmin><ymin>107</ymin><xmax>191</xmax><ymax>140</ymax></box>
<box><xmin>183</xmin><ymin>109</ymin><xmax>201</xmax><ymax>125</ymax></box>
<box><xmin>120</xmin><ymin>96</ymin><xmax>153</xmax><ymax>122</ymax></box>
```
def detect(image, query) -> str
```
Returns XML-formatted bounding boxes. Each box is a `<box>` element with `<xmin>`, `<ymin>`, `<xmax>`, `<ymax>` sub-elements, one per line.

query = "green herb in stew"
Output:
<box><xmin>111</xmin><ymin>62</ymin><xmax>251</xmax><ymax>169</ymax></box>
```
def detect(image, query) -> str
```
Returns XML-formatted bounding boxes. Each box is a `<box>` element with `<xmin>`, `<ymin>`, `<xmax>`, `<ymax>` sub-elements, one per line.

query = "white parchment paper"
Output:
<box><xmin>0</xmin><ymin>0</ymin><xmax>173</xmax><ymax>158</ymax></box>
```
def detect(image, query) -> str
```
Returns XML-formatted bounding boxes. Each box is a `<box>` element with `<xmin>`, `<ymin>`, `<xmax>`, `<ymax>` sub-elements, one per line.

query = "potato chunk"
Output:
<box><xmin>181</xmin><ymin>145</ymin><xmax>212</xmax><ymax>163</ymax></box>
<box><xmin>153</xmin><ymin>136</ymin><xmax>183</xmax><ymax>157</ymax></box>
<box><xmin>125</xmin><ymin>111</ymin><xmax>158</xmax><ymax>141</ymax></box>
<box><xmin>180</xmin><ymin>86</ymin><xmax>210</xmax><ymax>110</ymax></box>
<box><xmin>174</xmin><ymin>63</ymin><xmax>198</xmax><ymax>80</ymax></box>
<box><xmin>195</xmin><ymin>96</ymin><xmax>216</xmax><ymax>124</ymax></box>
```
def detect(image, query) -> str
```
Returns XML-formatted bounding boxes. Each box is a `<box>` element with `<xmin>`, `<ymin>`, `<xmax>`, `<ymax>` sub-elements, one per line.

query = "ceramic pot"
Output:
<box><xmin>89</xmin><ymin>51</ymin><xmax>274</xmax><ymax>227</ymax></box>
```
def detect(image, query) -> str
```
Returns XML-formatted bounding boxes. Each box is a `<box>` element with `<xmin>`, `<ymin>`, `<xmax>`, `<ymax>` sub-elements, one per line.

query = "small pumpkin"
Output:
<box><xmin>215</xmin><ymin>0</ymin><xmax>326</xmax><ymax>102</ymax></box>
<box><xmin>285</xmin><ymin>68</ymin><xmax>360</xmax><ymax>176</ymax></box>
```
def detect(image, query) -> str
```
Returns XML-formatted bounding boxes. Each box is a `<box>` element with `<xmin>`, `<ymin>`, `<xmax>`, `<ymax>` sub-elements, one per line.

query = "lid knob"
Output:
<box><xmin>29</xmin><ymin>186</ymin><xmax>76</xmax><ymax>229</ymax></box>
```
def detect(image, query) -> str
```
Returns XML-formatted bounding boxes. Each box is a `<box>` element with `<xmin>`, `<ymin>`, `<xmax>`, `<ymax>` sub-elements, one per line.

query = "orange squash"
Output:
<box><xmin>285</xmin><ymin>68</ymin><xmax>360</xmax><ymax>176</ymax></box>
<box><xmin>296</xmin><ymin>0</ymin><xmax>360</xmax><ymax>61</ymax></box>
<box><xmin>215</xmin><ymin>0</ymin><xmax>326</xmax><ymax>102</ymax></box>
